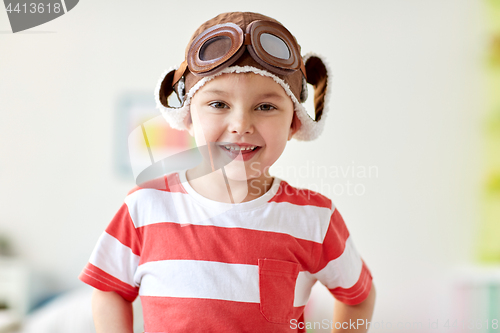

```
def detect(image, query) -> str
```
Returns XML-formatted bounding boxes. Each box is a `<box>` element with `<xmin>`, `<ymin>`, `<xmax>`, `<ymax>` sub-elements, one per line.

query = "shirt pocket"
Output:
<box><xmin>258</xmin><ymin>258</ymin><xmax>300</xmax><ymax>324</ymax></box>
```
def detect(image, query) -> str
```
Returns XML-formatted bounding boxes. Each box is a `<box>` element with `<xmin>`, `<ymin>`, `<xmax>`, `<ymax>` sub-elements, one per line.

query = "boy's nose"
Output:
<box><xmin>227</xmin><ymin>110</ymin><xmax>254</xmax><ymax>135</ymax></box>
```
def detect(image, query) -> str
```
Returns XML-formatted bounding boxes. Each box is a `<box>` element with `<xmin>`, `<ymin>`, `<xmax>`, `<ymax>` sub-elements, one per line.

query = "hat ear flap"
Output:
<box><xmin>304</xmin><ymin>55</ymin><xmax>328</xmax><ymax>122</ymax></box>
<box><xmin>157</xmin><ymin>68</ymin><xmax>185</xmax><ymax>108</ymax></box>
<box><xmin>155</xmin><ymin>66</ymin><xmax>190</xmax><ymax>131</ymax></box>
<box><xmin>158</xmin><ymin>68</ymin><xmax>176</xmax><ymax>107</ymax></box>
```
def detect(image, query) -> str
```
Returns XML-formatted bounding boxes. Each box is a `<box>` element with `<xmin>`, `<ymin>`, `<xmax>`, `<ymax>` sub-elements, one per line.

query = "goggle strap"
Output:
<box><xmin>300</xmin><ymin>63</ymin><xmax>307</xmax><ymax>81</ymax></box>
<box><xmin>173</xmin><ymin>60</ymin><xmax>188</xmax><ymax>87</ymax></box>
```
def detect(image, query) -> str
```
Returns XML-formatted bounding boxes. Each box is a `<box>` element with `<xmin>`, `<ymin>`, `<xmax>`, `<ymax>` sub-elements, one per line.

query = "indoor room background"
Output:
<box><xmin>0</xmin><ymin>0</ymin><xmax>496</xmax><ymax>332</ymax></box>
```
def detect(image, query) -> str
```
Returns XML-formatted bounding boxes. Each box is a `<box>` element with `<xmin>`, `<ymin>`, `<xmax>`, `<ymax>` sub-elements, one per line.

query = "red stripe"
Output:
<box><xmin>79</xmin><ymin>263</ymin><xmax>139</xmax><ymax>302</ymax></box>
<box><xmin>141</xmin><ymin>296</ymin><xmax>304</xmax><ymax>332</ymax></box>
<box><xmin>270</xmin><ymin>181</ymin><xmax>332</xmax><ymax>209</ymax></box>
<box><xmin>312</xmin><ymin>209</ymin><xmax>350</xmax><ymax>273</ymax></box>
<box><xmin>127</xmin><ymin>172</ymin><xmax>188</xmax><ymax>195</ymax></box>
<box><xmin>105</xmin><ymin>204</ymin><xmax>142</xmax><ymax>256</ymax></box>
<box><xmin>137</xmin><ymin>223</ymin><xmax>321</xmax><ymax>271</ymax></box>
<box><xmin>329</xmin><ymin>260</ymin><xmax>373</xmax><ymax>305</ymax></box>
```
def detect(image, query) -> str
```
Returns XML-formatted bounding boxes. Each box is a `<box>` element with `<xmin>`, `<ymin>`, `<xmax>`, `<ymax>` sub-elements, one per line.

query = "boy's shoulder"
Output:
<box><xmin>272</xmin><ymin>178</ymin><xmax>333</xmax><ymax>210</ymax></box>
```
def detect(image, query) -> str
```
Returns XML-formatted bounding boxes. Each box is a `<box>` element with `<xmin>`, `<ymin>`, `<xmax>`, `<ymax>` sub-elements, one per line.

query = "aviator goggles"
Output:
<box><xmin>172</xmin><ymin>20</ymin><xmax>307</xmax><ymax>86</ymax></box>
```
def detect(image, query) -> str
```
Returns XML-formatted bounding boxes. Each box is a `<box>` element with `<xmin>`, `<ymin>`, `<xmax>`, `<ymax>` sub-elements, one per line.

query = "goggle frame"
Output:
<box><xmin>185</xmin><ymin>20</ymin><xmax>306</xmax><ymax>79</ymax></box>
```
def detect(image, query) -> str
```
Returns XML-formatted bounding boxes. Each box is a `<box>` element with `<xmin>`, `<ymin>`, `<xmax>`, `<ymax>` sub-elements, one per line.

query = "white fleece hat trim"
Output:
<box><xmin>155</xmin><ymin>53</ymin><xmax>331</xmax><ymax>141</ymax></box>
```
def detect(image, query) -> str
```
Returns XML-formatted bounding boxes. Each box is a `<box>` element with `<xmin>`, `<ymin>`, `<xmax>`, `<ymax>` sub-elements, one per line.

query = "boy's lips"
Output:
<box><xmin>217</xmin><ymin>143</ymin><xmax>262</xmax><ymax>162</ymax></box>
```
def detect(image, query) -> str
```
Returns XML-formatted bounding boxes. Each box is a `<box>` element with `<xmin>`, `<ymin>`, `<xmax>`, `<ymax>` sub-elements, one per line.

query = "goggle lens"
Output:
<box><xmin>260</xmin><ymin>33</ymin><xmax>290</xmax><ymax>60</ymax></box>
<box><xmin>199</xmin><ymin>36</ymin><xmax>233</xmax><ymax>61</ymax></box>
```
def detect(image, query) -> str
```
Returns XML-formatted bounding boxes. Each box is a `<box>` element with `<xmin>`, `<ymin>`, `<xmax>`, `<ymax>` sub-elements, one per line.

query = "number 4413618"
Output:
<box><xmin>5</xmin><ymin>2</ymin><xmax>62</xmax><ymax>14</ymax></box>
<box><xmin>443</xmin><ymin>319</ymin><xmax>499</xmax><ymax>330</ymax></box>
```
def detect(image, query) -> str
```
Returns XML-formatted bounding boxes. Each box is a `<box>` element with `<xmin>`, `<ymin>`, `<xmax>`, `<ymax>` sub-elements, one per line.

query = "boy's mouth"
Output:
<box><xmin>222</xmin><ymin>145</ymin><xmax>258</xmax><ymax>152</ymax></box>
<box><xmin>217</xmin><ymin>143</ymin><xmax>262</xmax><ymax>161</ymax></box>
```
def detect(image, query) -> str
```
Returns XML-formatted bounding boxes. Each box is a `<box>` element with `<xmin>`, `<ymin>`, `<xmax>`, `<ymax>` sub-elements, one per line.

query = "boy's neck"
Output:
<box><xmin>185</xmin><ymin>166</ymin><xmax>274</xmax><ymax>204</ymax></box>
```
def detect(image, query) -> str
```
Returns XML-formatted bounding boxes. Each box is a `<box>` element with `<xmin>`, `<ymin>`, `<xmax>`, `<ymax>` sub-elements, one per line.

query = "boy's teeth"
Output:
<box><xmin>223</xmin><ymin>145</ymin><xmax>257</xmax><ymax>151</ymax></box>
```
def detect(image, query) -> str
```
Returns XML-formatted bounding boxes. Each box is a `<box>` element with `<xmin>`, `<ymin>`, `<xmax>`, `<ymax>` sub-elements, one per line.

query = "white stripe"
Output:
<box><xmin>125</xmin><ymin>189</ymin><xmax>229</xmax><ymax>228</ymax></box>
<box><xmin>294</xmin><ymin>271</ymin><xmax>317</xmax><ymax>307</ymax></box>
<box><xmin>136</xmin><ymin>260</ymin><xmax>260</xmax><ymax>303</ymax></box>
<box><xmin>125</xmin><ymin>189</ymin><xmax>331</xmax><ymax>243</ymax></box>
<box><xmin>60</xmin><ymin>0</ymin><xmax>68</xmax><ymax>13</ymax></box>
<box><xmin>89</xmin><ymin>232</ymin><xmax>140</xmax><ymax>287</ymax></box>
<box><xmin>313</xmin><ymin>236</ymin><xmax>362</xmax><ymax>289</ymax></box>
<box><xmin>136</xmin><ymin>260</ymin><xmax>315</xmax><ymax>306</ymax></box>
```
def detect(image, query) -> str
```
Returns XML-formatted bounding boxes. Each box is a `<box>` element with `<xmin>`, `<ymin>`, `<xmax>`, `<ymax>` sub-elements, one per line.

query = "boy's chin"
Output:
<box><xmin>223</xmin><ymin>167</ymin><xmax>268</xmax><ymax>184</ymax></box>
<box><xmin>222</xmin><ymin>166</ymin><xmax>251</xmax><ymax>182</ymax></box>
<box><xmin>198</xmin><ymin>153</ymin><xmax>268</xmax><ymax>183</ymax></box>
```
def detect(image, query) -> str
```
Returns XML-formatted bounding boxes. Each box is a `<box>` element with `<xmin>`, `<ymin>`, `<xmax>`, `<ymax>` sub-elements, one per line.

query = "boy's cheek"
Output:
<box><xmin>194</xmin><ymin>130</ymin><xmax>208</xmax><ymax>146</ymax></box>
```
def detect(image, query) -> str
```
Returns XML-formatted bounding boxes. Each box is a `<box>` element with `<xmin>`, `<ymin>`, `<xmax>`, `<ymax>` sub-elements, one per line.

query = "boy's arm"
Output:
<box><xmin>331</xmin><ymin>283</ymin><xmax>376</xmax><ymax>333</ymax></box>
<box><xmin>92</xmin><ymin>289</ymin><xmax>134</xmax><ymax>333</ymax></box>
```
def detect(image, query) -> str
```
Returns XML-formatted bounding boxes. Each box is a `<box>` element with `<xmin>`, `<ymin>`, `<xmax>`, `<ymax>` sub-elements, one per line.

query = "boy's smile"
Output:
<box><xmin>185</xmin><ymin>72</ymin><xmax>301</xmax><ymax>202</ymax></box>
<box><xmin>219</xmin><ymin>142</ymin><xmax>261</xmax><ymax>162</ymax></box>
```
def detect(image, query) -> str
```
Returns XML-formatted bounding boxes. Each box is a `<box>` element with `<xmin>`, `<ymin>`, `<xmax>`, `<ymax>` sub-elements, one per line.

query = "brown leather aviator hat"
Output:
<box><xmin>155</xmin><ymin>11</ymin><xmax>330</xmax><ymax>141</ymax></box>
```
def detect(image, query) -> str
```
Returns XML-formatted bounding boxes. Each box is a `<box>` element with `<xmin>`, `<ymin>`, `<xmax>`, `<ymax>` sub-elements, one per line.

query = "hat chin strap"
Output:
<box><xmin>156</xmin><ymin>55</ymin><xmax>330</xmax><ymax>141</ymax></box>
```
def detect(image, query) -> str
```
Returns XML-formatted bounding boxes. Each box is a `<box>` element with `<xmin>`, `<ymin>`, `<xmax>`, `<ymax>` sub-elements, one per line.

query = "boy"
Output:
<box><xmin>80</xmin><ymin>11</ymin><xmax>375</xmax><ymax>333</ymax></box>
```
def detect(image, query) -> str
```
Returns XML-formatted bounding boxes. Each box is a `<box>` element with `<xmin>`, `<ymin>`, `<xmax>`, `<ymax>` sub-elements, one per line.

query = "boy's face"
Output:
<box><xmin>186</xmin><ymin>72</ymin><xmax>300</xmax><ymax>182</ymax></box>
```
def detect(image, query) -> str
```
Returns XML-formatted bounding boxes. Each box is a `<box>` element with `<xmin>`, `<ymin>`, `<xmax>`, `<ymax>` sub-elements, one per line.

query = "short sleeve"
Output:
<box><xmin>312</xmin><ymin>207</ymin><xmax>373</xmax><ymax>305</ymax></box>
<box><xmin>79</xmin><ymin>203</ymin><xmax>142</xmax><ymax>302</ymax></box>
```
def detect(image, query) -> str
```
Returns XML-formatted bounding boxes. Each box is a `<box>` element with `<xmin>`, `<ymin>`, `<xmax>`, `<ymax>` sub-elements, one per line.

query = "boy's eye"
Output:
<box><xmin>257</xmin><ymin>104</ymin><xmax>276</xmax><ymax>111</ymax></box>
<box><xmin>209</xmin><ymin>101</ymin><xmax>228</xmax><ymax>109</ymax></box>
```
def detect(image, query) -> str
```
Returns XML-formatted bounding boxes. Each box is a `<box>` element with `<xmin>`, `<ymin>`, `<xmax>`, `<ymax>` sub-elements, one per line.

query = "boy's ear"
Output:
<box><xmin>288</xmin><ymin>112</ymin><xmax>302</xmax><ymax>141</ymax></box>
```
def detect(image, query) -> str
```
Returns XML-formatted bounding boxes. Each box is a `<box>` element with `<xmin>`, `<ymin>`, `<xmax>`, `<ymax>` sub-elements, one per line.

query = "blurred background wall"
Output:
<box><xmin>0</xmin><ymin>0</ymin><xmax>491</xmax><ymax>331</ymax></box>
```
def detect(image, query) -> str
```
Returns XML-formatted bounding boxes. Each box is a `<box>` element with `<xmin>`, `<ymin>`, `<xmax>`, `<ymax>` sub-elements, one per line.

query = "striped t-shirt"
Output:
<box><xmin>79</xmin><ymin>170</ymin><xmax>372</xmax><ymax>332</ymax></box>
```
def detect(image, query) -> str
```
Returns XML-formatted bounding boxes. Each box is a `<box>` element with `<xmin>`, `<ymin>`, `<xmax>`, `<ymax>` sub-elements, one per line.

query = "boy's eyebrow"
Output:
<box><xmin>200</xmin><ymin>89</ymin><xmax>229</xmax><ymax>96</ymax></box>
<box><xmin>201</xmin><ymin>89</ymin><xmax>285</xmax><ymax>100</ymax></box>
<box><xmin>257</xmin><ymin>92</ymin><xmax>285</xmax><ymax>100</ymax></box>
